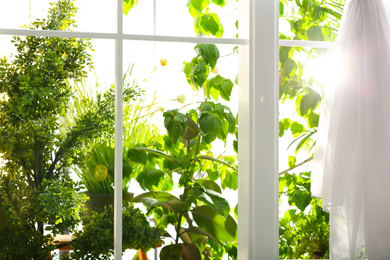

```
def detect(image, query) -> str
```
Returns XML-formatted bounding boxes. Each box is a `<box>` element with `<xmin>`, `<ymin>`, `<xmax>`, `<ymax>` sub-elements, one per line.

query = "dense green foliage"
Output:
<box><xmin>127</xmin><ymin>43</ymin><xmax>239</xmax><ymax>259</ymax></box>
<box><xmin>70</xmin><ymin>203</ymin><xmax>163</xmax><ymax>259</ymax></box>
<box><xmin>0</xmin><ymin>1</ymin><xmax>156</xmax><ymax>259</ymax></box>
<box><xmin>278</xmin><ymin>0</ymin><xmax>344</xmax><ymax>258</ymax></box>
<box><xmin>0</xmin><ymin>0</ymin><xmax>347</xmax><ymax>258</ymax></box>
<box><xmin>68</xmin><ymin>71</ymin><xmax>159</xmax><ymax>194</ymax></box>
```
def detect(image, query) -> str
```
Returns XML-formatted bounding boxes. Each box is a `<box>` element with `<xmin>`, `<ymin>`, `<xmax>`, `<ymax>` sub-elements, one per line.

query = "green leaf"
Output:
<box><xmin>128</xmin><ymin>148</ymin><xmax>147</xmax><ymax>164</ymax></box>
<box><xmin>207</xmin><ymin>170</ymin><xmax>219</xmax><ymax>181</ymax></box>
<box><xmin>196</xmin><ymin>13</ymin><xmax>224</xmax><ymax>38</ymax></box>
<box><xmin>183</xmin><ymin>226</ymin><xmax>221</xmax><ymax>245</ymax></box>
<box><xmin>288</xmin><ymin>155</ymin><xmax>296</xmax><ymax>169</ymax></box>
<box><xmin>198</xmin><ymin>155</ymin><xmax>237</xmax><ymax>171</ymax></box>
<box><xmin>136</xmin><ymin>169</ymin><xmax>165</xmax><ymax>191</ymax></box>
<box><xmin>200</xmin><ymin>102</ymin><xmax>213</xmax><ymax>112</ymax></box>
<box><xmin>220</xmin><ymin>79</ymin><xmax>233</xmax><ymax>101</ymax></box>
<box><xmin>211</xmin><ymin>0</ymin><xmax>225</xmax><ymax>7</ymax></box>
<box><xmin>195</xmin><ymin>44</ymin><xmax>220</xmax><ymax>69</ymax></box>
<box><xmin>297</xmin><ymin>89</ymin><xmax>321</xmax><ymax>116</ymax></box>
<box><xmin>307</xmin><ymin>112</ymin><xmax>319</xmax><ymax>128</ymax></box>
<box><xmin>123</xmin><ymin>0</ymin><xmax>138</xmax><ymax>15</ymax></box>
<box><xmin>160</xmin><ymin>244</ymin><xmax>183</xmax><ymax>260</ymax></box>
<box><xmin>133</xmin><ymin>147</ymin><xmax>181</xmax><ymax>166</ymax></box>
<box><xmin>290</xmin><ymin>122</ymin><xmax>305</xmax><ymax>138</ymax></box>
<box><xmin>204</xmin><ymin>189</ymin><xmax>230</xmax><ymax>217</ymax></box>
<box><xmin>284</xmin><ymin>58</ymin><xmax>297</xmax><ymax>77</ymax></box>
<box><xmin>188</xmin><ymin>0</ymin><xmax>210</xmax><ymax>12</ymax></box>
<box><xmin>221</xmin><ymin>169</ymin><xmax>238</xmax><ymax>190</ymax></box>
<box><xmin>141</xmin><ymin>197</ymin><xmax>188</xmax><ymax>214</ymax></box>
<box><xmin>184</xmin><ymin>115</ymin><xmax>199</xmax><ymax>140</ymax></box>
<box><xmin>307</xmin><ymin>26</ymin><xmax>324</xmax><ymax>41</ymax></box>
<box><xmin>199</xmin><ymin>113</ymin><xmax>215</xmax><ymax>133</ymax></box>
<box><xmin>181</xmin><ymin>243</ymin><xmax>202</xmax><ymax>260</ymax></box>
<box><xmin>132</xmin><ymin>191</ymin><xmax>180</xmax><ymax>203</ymax></box>
<box><xmin>279</xmin><ymin>1</ymin><xmax>284</xmax><ymax>16</ymax></box>
<box><xmin>295</xmin><ymin>130</ymin><xmax>315</xmax><ymax>153</ymax></box>
<box><xmin>195</xmin><ymin>179</ymin><xmax>222</xmax><ymax>193</ymax></box>
<box><xmin>191</xmin><ymin>60</ymin><xmax>209</xmax><ymax>88</ymax></box>
<box><xmin>192</xmin><ymin>205</ymin><xmax>237</xmax><ymax>242</ymax></box>
<box><xmin>288</xmin><ymin>189</ymin><xmax>311</xmax><ymax>212</ymax></box>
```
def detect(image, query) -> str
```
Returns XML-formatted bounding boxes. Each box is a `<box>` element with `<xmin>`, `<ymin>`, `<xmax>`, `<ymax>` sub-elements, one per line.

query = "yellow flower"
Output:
<box><xmin>160</xmin><ymin>58</ymin><xmax>168</xmax><ymax>66</ymax></box>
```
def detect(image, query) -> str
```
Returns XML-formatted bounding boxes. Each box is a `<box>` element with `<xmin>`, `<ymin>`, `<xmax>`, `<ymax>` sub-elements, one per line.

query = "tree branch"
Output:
<box><xmin>279</xmin><ymin>156</ymin><xmax>313</xmax><ymax>176</ymax></box>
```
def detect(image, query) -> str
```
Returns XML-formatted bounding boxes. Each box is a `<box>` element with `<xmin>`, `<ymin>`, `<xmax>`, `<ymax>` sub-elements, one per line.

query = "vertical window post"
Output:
<box><xmin>114</xmin><ymin>0</ymin><xmax>124</xmax><ymax>259</ymax></box>
<box><xmin>238</xmin><ymin>0</ymin><xmax>279</xmax><ymax>258</ymax></box>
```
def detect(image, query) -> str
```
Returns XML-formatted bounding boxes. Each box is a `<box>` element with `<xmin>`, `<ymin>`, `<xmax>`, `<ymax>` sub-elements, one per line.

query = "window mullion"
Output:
<box><xmin>114</xmin><ymin>0</ymin><xmax>124</xmax><ymax>259</ymax></box>
<box><xmin>238</xmin><ymin>0</ymin><xmax>279</xmax><ymax>259</ymax></box>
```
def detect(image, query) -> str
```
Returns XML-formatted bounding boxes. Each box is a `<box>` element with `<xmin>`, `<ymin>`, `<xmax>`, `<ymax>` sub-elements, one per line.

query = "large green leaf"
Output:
<box><xmin>221</xmin><ymin>168</ymin><xmax>238</xmax><ymax>190</ymax></box>
<box><xmin>160</xmin><ymin>243</ymin><xmax>202</xmax><ymax>260</ymax></box>
<box><xmin>132</xmin><ymin>191</ymin><xmax>180</xmax><ymax>203</ymax></box>
<box><xmin>199</xmin><ymin>113</ymin><xmax>215</xmax><ymax>134</ymax></box>
<box><xmin>195</xmin><ymin>179</ymin><xmax>221</xmax><ymax>193</ymax></box>
<box><xmin>212</xmin><ymin>0</ymin><xmax>225</xmax><ymax>7</ymax></box>
<box><xmin>297</xmin><ymin>89</ymin><xmax>321</xmax><ymax>116</ymax></box>
<box><xmin>136</xmin><ymin>169</ymin><xmax>165</xmax><ymax>191</ymax></box>
<box><xmin>197</xmin><ymin>155</ymin><xmax>237</xmax><ymax>171</ymax></box>
<box><xmin>290</xmin><ymin>121</ymin><xmax>305</xmax><ymax>138</ymax></box>
<box><xmin>307</xmin><ymin>112</ymin><xmax>319</xmax><ymax>128</ymax></box>
<box><xmin>188</xmin><ymin>0</ymin><xmax>210</xmax><ymax>12</ymax></box>
<box><xmin>141</xmin><ymin>197</ymin><xmax>188</xmax><ymax>214</ymax></box>
<box><xmin>133</xmin><ymin>147</ymin><xmax>181</xmax><ymax>166</ymax></box>
<box><xmin>184</xmin><ymin>115</ymin><xmax>199</xmax><ymax>140</ymax></box>
<box><xmin>205</xmin><ymin>75</ymin><xmax>233</xmax><ymax>101</ymax></box>
<box><xmin>195</xmin><ymin>44</ymin><xmax>220</xmax><ymax>69</ymax></box>
<box><xmin>195</xmin><ymin>13</ymin><xmax>224</xmax><ymax>38</ymax></box>
<box><xmin>127</xmin><ymin>147</ymin><xmax>147</xmax><ymax>164</ymax></box>
<box><xmin>191</xmin><ymin>60</ymin><xmax>209</xmax><ymax>87</ymax></box>
<box><xmin>181</xmin><ymin>244</ymin><xmax>202</xmax><ymax>260</ymax></box>
<box><xmin>160</xmin><ymin>244</ymin><xmax>182</xmax><ymax>260</ymax></box>
<box><xmin>307</xmin><ymin>26</ymin><xmax>324</xmax><ymax>41</ymax></box>
<box><xmin>192</xmin><ymin>205</ymin><xmax>237</xmax><ymax>242</ymax></box>
<box><xmin>202</xmin><ymin>189</ymin><xmax>230</xmax><ymax>217</ymax></box>
<box><xmin>164</xmin><ymin>110</ymin><xmax>188</xmax><ymax>143</ymax></box>
<box><xmin>183</xmin><ymin>226</ymin><xmax>221</xmax><ymax>245</ymax></box>
<box><xmin>288</xmin><ymin>188</ymin><xmax>311</xmax><ymax>212</ymax></box>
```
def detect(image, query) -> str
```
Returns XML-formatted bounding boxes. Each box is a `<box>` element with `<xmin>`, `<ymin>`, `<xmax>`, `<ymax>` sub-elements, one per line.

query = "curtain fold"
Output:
<box><xmin>311</xmin><ymin>0</ymin><xmax>390</xmax><ymax>259</ymax></box>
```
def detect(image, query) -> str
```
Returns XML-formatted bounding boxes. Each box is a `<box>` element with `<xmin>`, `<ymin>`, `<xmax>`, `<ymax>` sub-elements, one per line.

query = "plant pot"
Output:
<box><xmin>83</xmin><ymin>192</ymin><xmax>134</xmax><ymax>217</ymax></box>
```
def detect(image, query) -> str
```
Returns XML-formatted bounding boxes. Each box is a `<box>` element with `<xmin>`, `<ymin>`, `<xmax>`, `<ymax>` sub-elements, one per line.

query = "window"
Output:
<box><xmin>0</xmin><ymin>0</ymin><xmax>345</xmax><ymax>259</ymax></box>
<box><xmin>0</xmin><ymin>0</ymin><xmax>244</xmax><ymax>259</ymax></box>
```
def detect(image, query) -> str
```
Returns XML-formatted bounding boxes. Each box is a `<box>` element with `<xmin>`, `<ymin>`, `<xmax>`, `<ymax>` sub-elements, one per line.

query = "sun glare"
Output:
<box><xmin>312</xmin><ymin>53</ymin><xmax>343</xmax><ymax>90</ymax></box>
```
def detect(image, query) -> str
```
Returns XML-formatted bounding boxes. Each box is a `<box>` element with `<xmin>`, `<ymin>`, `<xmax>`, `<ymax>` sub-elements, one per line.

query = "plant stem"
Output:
<box><xmin>279</xmin><ymin>156</ymin><xmax>313</xmax><ymax>176</ymax></box>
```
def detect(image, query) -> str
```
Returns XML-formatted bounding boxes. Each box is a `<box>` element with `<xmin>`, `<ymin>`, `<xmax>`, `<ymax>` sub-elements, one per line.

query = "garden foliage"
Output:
<box><xmin>278</xmin><ymin>0</ymin><xmax>344</xmax><ymax>258</ymax></box>
<box><xmin>0</xmin><ymin>0</ymin><xmax>347</xmax><ymax>258</ymax></box>
<box><xmin>0</xmin><ymin>1</ymin><xmax>159</xmax><ymax>259</ymax></box>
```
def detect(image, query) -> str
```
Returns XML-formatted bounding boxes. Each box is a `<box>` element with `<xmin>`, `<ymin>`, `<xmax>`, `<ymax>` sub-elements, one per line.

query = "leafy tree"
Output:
<box><xmin>0</xmin><ymin>0</ymin><xmax>141</xmax><ymax>258</ymax></box>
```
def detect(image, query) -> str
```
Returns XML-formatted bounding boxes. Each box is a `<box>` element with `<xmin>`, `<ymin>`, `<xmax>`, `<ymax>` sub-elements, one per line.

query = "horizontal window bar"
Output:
<box><xmin>0</xmin><ymin>28</ymin><xmax>247</xmax><ymax>45</ymax></box>
<box><xmin>279</xmin><ymin>39</ymin><xmax>336</xmax><ymax>48</ymax></box>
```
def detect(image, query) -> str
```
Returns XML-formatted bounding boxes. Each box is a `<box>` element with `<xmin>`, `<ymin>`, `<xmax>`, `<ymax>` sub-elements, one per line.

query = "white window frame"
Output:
<box><xmin>0</xmin><ymin>0</ymin><xmax>337</xmax><ymax>259</ymax></box>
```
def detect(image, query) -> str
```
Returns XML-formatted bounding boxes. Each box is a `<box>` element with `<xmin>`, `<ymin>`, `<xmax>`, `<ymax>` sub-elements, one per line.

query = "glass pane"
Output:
<box><xmin>279</xmin><ymin>46</ymin><xmax>333</xmax><ymax>259</ymax></box>
<box><xmin>0</xmin><ymin>29</ymin><xmax>118</xmax><ymax>258</ymax></box>
<box><xmin>0</xmin><ymin>0</ymin><xmax>116</xmax><ymax>33</ymax></box>
<box><xmin>123</xmin><ymin>0</ymin><xmax>239</xmax><ymax>38</ymax></box>
<box><xmin>122</xmin><ymin>40</ymin><xmax>239</xmax><ymax>259</ymax></box>
<box><xmin>279</xmin><ymin>0</ymin><xmax>344</xmax><ymax>42</ymax></box>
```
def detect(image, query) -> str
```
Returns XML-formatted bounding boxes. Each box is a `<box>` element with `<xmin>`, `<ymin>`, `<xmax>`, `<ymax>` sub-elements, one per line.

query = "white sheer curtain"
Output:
<box><xmin>311</xmin><ymin>0</ymin><xmax>390</xmax><ymax>259</ymax></box>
